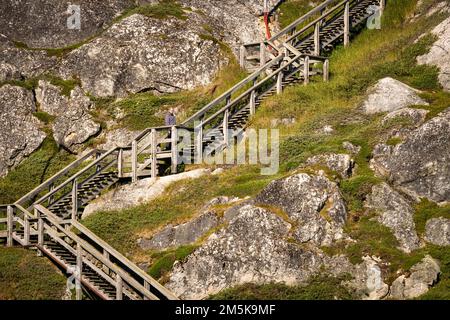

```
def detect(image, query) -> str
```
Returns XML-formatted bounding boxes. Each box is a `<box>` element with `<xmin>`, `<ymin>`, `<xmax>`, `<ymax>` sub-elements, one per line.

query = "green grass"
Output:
<box><xmin>148</xmin><ymin>245</ymin><xmax>198</xmax><ymax>281</ymax></box>
<box><xmin>414</xmin><ymin>199</ymin><xmax>450</xmax><ymax>235</ymax></box>
<box><xmin>209</xmin><ymin>275</ymin><xmax>357</xmax><ymax>300</ymax></box>
<box><xmin>0</xmin><ymin>138</ymin><xmax>75</xmax><ymax>205</ymax></box>
<box><xmin>277</xmin><ymin>0</ymin><xmax>320</xmax><ymax>29</ymax></box>
<box><xmin>117</xmin><ymin>0</ymin><xmax>188</xmax><ymax>22</ymax></box>
<box><xmin>1</xmin><ymin>74</ymin><xmax>81</xmax><ymax>97</ymax></box>
<box><xmin>0</xmin><ymin>247</ymin><xmax>66</xmax><ymax>300</ymax></box>
<box><xmin>33</xmin><ymin>111</ymin><xmax>56</xmax><ymax>125</ymax></box>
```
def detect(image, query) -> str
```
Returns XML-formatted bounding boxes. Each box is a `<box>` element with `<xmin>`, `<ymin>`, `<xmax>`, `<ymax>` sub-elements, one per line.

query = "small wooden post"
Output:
<box><xmin>250</xmin><ymin>90</ymin><xmax>256</xmax><ymax>115</ymax></box>
<box><xmin>344</xmin><ymin>1</ymin><xmax>350</xmax><ymax>47</ymax></box>
<box><xmin>195</xmin><ymin>122</ymin><xmax>203</xmax><ymax>164</ymax></box>
<box><xmin>6</xmin><ymin>205</ymin><xmax>13</xmax><ymax>247</ymax></box>
<box><xmin>260</xmin><ymin>42</ymin><xmax>266</xmax><ymax>67</ymax></box>
<box><xmin>304</xmin><ymin>56</ymin><xmax>310</xmax><ymax>85</ymax></box>
<box><xmin>323</xmin><ymin>59</ymin><xmax>330</xmax><ymax>82</ymax></box>
<box><xmin>76</xmin><ymin>243</ymin><xmax>82</xmax><ymax>300</ymax></box>
<box><xmin>131</xmin><ymin>139</ymin><xmax>138</xmax><ymax>183</ymax></box>
<box><xmin>239</xmin><ymin>45</ymin><xmax>246</xmax><ymax>69</ymax></box>
<box><xmin>95</xmin><ymin>151</ymin><xmax>101</xmax><ymax>173</ymax></box>
<box><xmin>71</xmin><ymin>179</ymin><xmax>78</xmax><ymax>221</ymax></box>
<box><xmin>48</xmin><ymin>183</ymin><xmax>54</xmax><ymax>206</ymax></box>
<box><xmin>117</xmin><ymin>149</ymin><xmax>123</xmax><ymax>178</ymax></box>
<box><xmin>380</xmin><ymin>0</ymin><xmax>385</xmax><ymax>14</ymax></box>
<box><xmin>276</xmin><ymin>70</ymin><xmax>283</xmax><ymax>94</ymax></box>
<box><xmin>314</xmin><ymin>22</ymin><xmax>321</xmax><ymax>55</ymax></box>
<box><xmin>223</xmin><ymin>110</ymin><xmax>229</xmax><ymax>146</ymax></box>
<box><xmin>103</xmin><ymin>250</ymin><xmax>110</xmax><ymax>275</ymax></box>
<box><xmin>144</xmin><ymin>281</ymin><xmax>151</xmax><ymax>300</ymax></box>
<box><xmin>37</xmin><ymin>208</ymin><xmax>44</xmax><ymax>256</ymax></box>
<box><xmin>171</xmin><ymin>126</ymin><xmax>178</xmax><ymax>174</ymax></box>
<box><xmin>116</xmin><ymin>274</ymin><xmax>123</xmax><ymax>300</ymax></box>
<box><xmin>151</xmin><ymin>129</ymin><xmax>157</xmax><ymax>179</ymax></box>
<box><xmin>24</xmin><ymin>215</ymin><xmax>30</xmax><ymax>246</ymax></box>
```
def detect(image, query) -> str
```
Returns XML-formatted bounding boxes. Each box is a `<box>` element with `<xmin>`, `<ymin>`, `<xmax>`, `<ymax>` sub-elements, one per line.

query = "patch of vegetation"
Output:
<box><xmin>0</xmin><ymin>138</ymin><xmax>75</xmax><ymax>204</ymax></box>
<box><xmin>118</xmin><ymin>1</ymin><xmax>188</xmax><ymax>22</ymax></box>
<box><xmin>148</xmin><ymin>245</ymin><xmax>198</xmax><ymax>281</ymax></box>
<box><xmin>1</xmin><ymin>74</ymin><xmax>81</xmax><ymax>97</ymax></box>
<box><xmin>277</xmin><ymin>0</ymin><xmax>319</xmax><ymax>29</ymax></box>
<box><xmin>413</xmin><ymin>199</ymin><xmax>450</xmax><ymax>235</ymax></box>
<box><xmin>33</xmin><ymin>111</ymin><xmax>56</xmax><ymax>125</ymax></box>
<box><xmin>0</xmin><ymin>247</ymin><xmax>66</xmax><ymax>300</ymax></box>
<box><xmin>209</xmin><ymin>275</ymin><xmax>357</xmax><ymax>300</ymax></box>
<box><xmin>386</xmin><ymin>136</ymin><xmax>403</xmax><ymax>146</ymax></box>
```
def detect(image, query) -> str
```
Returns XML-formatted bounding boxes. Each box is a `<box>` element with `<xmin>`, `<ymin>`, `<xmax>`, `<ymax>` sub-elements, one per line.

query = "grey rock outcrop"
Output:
<box><xmin>306</xmin><ymin>153</ymin><xmax>355</xmax><ymax>178</ymax></box>
<box><xmin>0</xmin><ymin>63</ymin><xmax>21</xmax><ymax>82</ymax></box>
<box><xmin>0</xmin><ymin>0</ymin><xmax>134</xmax><ymax>49</ymax></box>
<box><xmin>0</xmin><ymin>85</ymin><xmax>46</xmax><ymax>177</ymax></box>
<box><xmin>381</xmin><ymin>107</ymin><xmax>429</xmax><ymax>127</ymax></box>
<box><xmin>366</xmin><ymin>183</ymin><xmax>420</xmax><ymax>253</ymax></box>
<box><xmin>56</xmin><ymin>13</ymin><xmax>227</xmax><ymax>97</ymax></box>
<box><xmin>417</xmin><ymin>16</ymin><xmax>450</xmax><ymax>91</ymax></box>
<box><xmin>389</xmin><ymin>255</ymin><xmax>440</xmax><ymax>299</ymax></box>
<box><xmin>82</xmin><ymin>168</ymin><xmax>210</xmax><ymax>218</ymax></box>
<box><xmin>35</xmin><ymin>80</ymin><xmax>100</xmax><ymax>152</ymax></box>
<box><xmin>166</xmin><ymin>205</ymin><xmax>327</xmax><ymax>299</ymax></box>
<box><xmin>138</xmin><ymin>211</ymin><xmax>220</xmax><ymax>250</ymax></box>
<box><xmin>362</xmin><ymin>77</ymin><xmax>428</xmax><ymax>114</ymax></box>
<box><xmin>425</xmin><ymin>217</ymin><xmax>450</xmax><ymax>246</ymax></box>
<box><xmin>342</xmin><ymin>141</ymin><xmax>361</xmax><ymax>155</ymax></box>
<box><xmin>371</xmin><ymin>108</ymin><xmax>450</xmax><ymax>203</ymax></box>
<box><xmin>256</xmin><ymin>173</ymin><xmax>348</xmax><ymax>246</ymax></box>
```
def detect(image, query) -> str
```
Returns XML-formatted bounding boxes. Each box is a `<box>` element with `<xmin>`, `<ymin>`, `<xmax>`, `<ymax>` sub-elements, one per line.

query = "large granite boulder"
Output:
<box><xmin>306</xmin><ymin>153</ymin><xmax>355</xmax><ymax>178</ymax></box>
<box><xmin>0</xmin><ymin>85</ymin><xmax>46</xmax><ymax>177</ymax></box>
<box><xmin>370</xmin><ymin>108</ymin><xmax>450</xmax><ymax>203</ymax></box>
<box><xmin>389</xmin><ymin>255</ymin><xmax>440</xmax><ymax>299</ymax></box>
<box><xmin>361</xmin><ymin>77</ymin><xmax>428</xmax><ymax>114</ymax></box>
<box><xmin>425</xmin><ymin>217</ymin><xmax>450</xmax><ymax>246</ymax></box>
<box><xmin>417</xmin><ymin>16</ymin><xmax>450</xmax><ymax>91</ymax></box>
<box><xmin>365</xmin><ymin>183</ymin><xmax>420</xmax><ymax>253</ymax></box>
<box><xmin>166</xmin><ymin>205</ymin><xmax>328</xmax><ymax>299</ymax></box>
<box><xmin>255</xmin><ymin>173</ymin><xmax>348</xmax><ymax>246</ymax></box>
<box><xmin>0</xmin><ymin>0</ymin><xmax>134</xmax><ymax>48</ymax></box>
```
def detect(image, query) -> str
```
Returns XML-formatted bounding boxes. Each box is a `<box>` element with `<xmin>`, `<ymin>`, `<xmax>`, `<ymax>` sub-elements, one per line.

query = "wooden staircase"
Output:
<box><xmin>0</xmin><ymin>0</ymin><xmax>385</xmax><ymax>300</ymax></box>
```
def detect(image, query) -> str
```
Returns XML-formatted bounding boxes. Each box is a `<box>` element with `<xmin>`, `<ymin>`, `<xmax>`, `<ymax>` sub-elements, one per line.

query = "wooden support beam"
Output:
<box><xmin>276</xmin><ymin>70</ymin><xmax>283</xmax><ymax>94</ymax></box>
<box><xmin>195</xmin><ymin>122</ymin><xmax>203</xmax><ymax>164</ymax></box>
<box><xmin>131</xmin><ymin>140</ymin><xmax>138</xmax><ymax>183</ymax></box>
<box><xmin>250</xmin><ymin>90</ymin><xmax>256</xmax><ymax>115</ymax></box>
<box><xmin>260</xmin><ymin>42</ymin><xmax>266</xmax><ymax>67</ymax></box>
<box><xmin>304</xmin><ymin>56</ymin><xmax>310</xmax><ymax>85</ymax></box>
<box><xmin>223</xmin><ymin>110</ymin><xmax>229</xmax><ymax>146</ymax></box>
<box><xmin>116</xmin><ymin>274</ymin><xmax>123</xmax><ymax>300</ymax></box>
<box><xmin>103</xmin><ymin>250</ymin><xmax>110</xmax><ymax>275</ymax></box>
<box><xmin>37</xmin><ymin>208</ymin><xmax>44</xmax><ymax>257</ymax></box>
<box><xmin>48</xmin><ymin>183</ymin><xmax>54</xmax><ymax>206</ymax></box>
<box><xmin>239</xmin><ymin>45</ymin><xmax>246</xmax><ymax>69</ymax></box>
<box><xmin>6</xmin><ymin>205</ymin><xmax>13</xmax><ymax>247</ymax></box>
<box><xmin>24</xmin><ymin>215</ymin><xmax>30</xmax><ymax>246</ymax></box>
<box><xmin>344</xmin><ymin>1</ymin><xmax>350</xmax><ymax>47</ymax></box>
<box><xmin>323</xmin><ymin>59</ymin><xmax>330</xmax><ymax>82</ymax></box>
<box><xmin>314</xmin><ymin>22</ymin><xmax>321</xmax><ymax>55</ymax></box>
<box><xmin>380</xmin><ymin>0</ymin><xmax>385</xmax><ymax>13</ymax></box>
<box><xmin>151</xmin><ymin>129</ymin><xmax>157</xmax><ymax>179</ymax></box>
<box><xmin>71</xmin><ymin>179</ymin><xmax>78</xmax><ymax>221</ymax></box>
<box><xmin>171</xmin><ymin>126</ymin><xmax>178</xmax><ymax>174</ymax></box>
<box><xmin>118</xmin><ymin>149</ymin><xmax>123</xmax><ymax>178</ymax></box>
<box><xmin>76</xmin><ymin>243</ymin><xmax>83</xmax><ymax>300</ymax></box>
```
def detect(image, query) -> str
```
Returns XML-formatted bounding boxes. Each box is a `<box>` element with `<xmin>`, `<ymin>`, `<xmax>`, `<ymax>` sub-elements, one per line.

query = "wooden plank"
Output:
<box><xmin>132</xmin><ymin>140</ymin><xmax>137</xmax><ymax>183</ymax></box>
<box><xmin>151</xmin><ymin>129</ymin><xmax>157</xmax><ymax>179</ymax></box>
<box><xmin>344</xmin><ymin>1</ymin><xmax>350</xmax><ymax>47</ymax></box>
<box><xmin>304</xmin><ymin>56</ymin><xmax>310</xmax><ymax>85</ymax></box>
<box><xmin>171</xmin><ymin>126</ymin><xmax>178</xmax><ymax>174</ymax></box>
<box><xmin>71</xmin><ymin>179</ymin><xmax>78</xmax><ymax>220</ymax></box>
<box><xmin>323</xmin><ymin>59</ymin><xmax>330</xmax><ymax>82</ymax></box>
<box><xmin>116</xmin><ymin>275</ymin><xmax>123</xmax><ymax>300</ymax></box>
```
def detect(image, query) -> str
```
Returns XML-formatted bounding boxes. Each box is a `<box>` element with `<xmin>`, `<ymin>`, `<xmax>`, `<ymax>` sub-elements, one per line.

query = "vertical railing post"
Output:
<box><xmin>144</xmin><ymin>281</ymin><xmax>151</xmax><ymax>300</ymax></box>
<box><xmin>195</xmin><ymin>121</ymin><xmax>203</xmax><ymax>164</ymax></box>
<box><xmin>323</xmin><ymin>59</ymin><xmax>330</xmax><ymax>82</ymax></box>
<box><xmin>380</xmin><ymin>0</ymin><xmax>385</xmax><ymax>14</ymax></box>
<box><xmin>131</xmin><ymin>139</ymin><xmax>138</xmax><ymax>183</ymax></box>
<box><xmin>116</xmin><ymin>274</ymin><xmax>123</xmax><ymax>300</ymax></box>
<box><xmin>344</xmin><ymin>1</ymin><xmax>350</xmax><ymax>47</ymax></box>
<box><xmin>103</xmin><ymin>250</ymin><xmax>110</xmax><ymax>275</ymax></box>
<box><xmin>76</xmin><ymin>243</ymin><xmax>82</xmax><ymax>300</ymax></box>
<box><xmin>36</xmin><ymin>207</ymin><xmax>44</xmax><ymax>257</ymax></box>
<box><xmin>260</xmin><ymin>42</ymin><xmax>266</xmax><ymax>67</ymax></box>
<box><xmin>6</xmin><ymin>205</ymin><xmax>13</xmax><ymax>247</ymax></box>
<box><xmin>223</xmin><ymin>110</ymin><xmax>229</xmax><ymax>147</ymax></box>
<box><xmin>171</xmin><ymin>126</ymin><xmax>178</xmax><ymax>174</ymax></box>
<box><xmin>24</xmin><ymin>214</ymin><xmax>30</xmax><ymax>246</ymax></box>
<box><xmin>250</xmin><ymin>89</ymin><xmax>256</xmax><ymax>115</ymax></box>
<box><xmin>117</xmin><ymin>149</ymin><xmax>123</xmax><ymax>178</ymax></box>
<box><xmin>314</xmin><ymin>22</ymin><xmax>321</xmax><ymax>55</ymax></box>
<box><xmin>48</xmin><ymin>183</ymin><xmax>54</xmax><ymax>206</ymax></box>
<box><xmin>276</xmin><ymin>69</ymin><xmax>284</xmax><ymax>94</ymax></box>
<box><xmin>304</xmin><ymin>56</ymin><xmax>310</xmax><ymax>85</ymax></box>
<box><xmin>239</xmin><ymin>45</ymin><xmax>246</xmax><ymax>69</ymax></box>
<box><xmin>151</xmin><ymin>129</ymin><xmax>157</xmax><ymax>179</ymax></box>
<box><xmin>95</xmin><ymin>151</ymin><xmax>101</xmax><ymax>173</ymax></box>
<box><xmin>71</xmin><ymin>179</ymin><xmax>78</xmax><ymax>221</ymax></box>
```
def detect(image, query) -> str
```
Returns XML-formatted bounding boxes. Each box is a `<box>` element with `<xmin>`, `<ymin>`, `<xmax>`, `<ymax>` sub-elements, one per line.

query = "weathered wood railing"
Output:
<box><xmin>240</xmin><ymin>0</ymin><xmax>385</xmax><ymax>68</ymax></box>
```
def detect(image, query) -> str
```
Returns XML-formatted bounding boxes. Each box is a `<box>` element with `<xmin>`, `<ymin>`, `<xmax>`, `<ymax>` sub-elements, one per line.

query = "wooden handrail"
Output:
<box><xmin>34</xmin><ymin>147</ymin><xmax>120</xmax><ymax>206</ymax></box>
<box><xmin>15</xmin><ymin>149</ymin><xmax>99</xmax><ymax>206</ymax></box>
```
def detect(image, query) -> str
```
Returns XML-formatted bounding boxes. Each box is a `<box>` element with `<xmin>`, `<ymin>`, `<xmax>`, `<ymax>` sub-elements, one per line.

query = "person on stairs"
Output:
<box><xmin>165</xmin><ymin>108</ymin><xmax>176</xmax><ymax>127</ymax></box>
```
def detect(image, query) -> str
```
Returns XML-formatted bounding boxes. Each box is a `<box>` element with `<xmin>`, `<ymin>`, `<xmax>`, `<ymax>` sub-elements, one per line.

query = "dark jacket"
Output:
<box><xmin>165</xmin><ymin>112</ymin><xmax>176</xmax><ymax>126</ymax></box>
